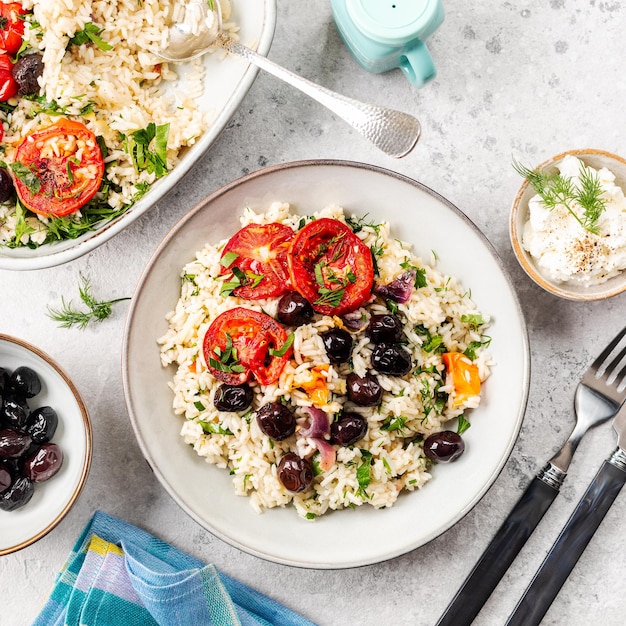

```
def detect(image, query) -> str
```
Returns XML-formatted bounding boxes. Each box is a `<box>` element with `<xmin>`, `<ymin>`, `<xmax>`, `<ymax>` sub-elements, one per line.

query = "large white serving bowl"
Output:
<box><xmin>122</xmin><ymin>160</ymin><xmax>530</xmax><ymax>569</ymax></box>
<box><xmin>0</xmin><ymin>335</ymin><xmax>91</xmax><ymax>555</ymax></box>
<box><xmin>0</xmin><ymin>0</ymin><xmax>276</xmax><ymax>271</ymax></box>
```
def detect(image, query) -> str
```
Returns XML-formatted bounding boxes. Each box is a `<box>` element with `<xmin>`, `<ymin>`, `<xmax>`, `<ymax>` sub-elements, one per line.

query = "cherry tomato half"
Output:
<box><xmin>220</xmin><ymin>223</ymin><xmax>294</xmax><ymax>300</ymax></box>
<box><xmin>12</xmin><ymin>118</ymin><xmax>105</xmax><ymax>217</ymax></box>
<box><xmin>0</xmin><ymin>3</ymin><xmax>26</xmax><ymax>56</ymax></box>
<box><xmin>287</xmin><ymin>218</ymin><xmax>374</xmax><ymax>316</ymax></box>
<box><xmin>0</xmin><ymin>54</ymin><xmax>17</xmax><ymax>101</ymax></box>
<box><xmin>203</xmin><ymin>307</ymin><xmax>292</xmax><ymax>386</ymax></box>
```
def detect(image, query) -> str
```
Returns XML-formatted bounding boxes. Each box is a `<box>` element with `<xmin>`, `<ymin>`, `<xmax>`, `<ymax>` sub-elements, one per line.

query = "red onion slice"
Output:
<box><xmin>299</xmin><ymin>406</ymin><xmax>330</xmax><ymax>438</ymax></box>
<box><xmin>374</xmin><ymin>269</ymin><xmax>416</xmax><ymax>303</ymax></box>
<box><xmin>312</xmin><ymin>438</ymin><xmax>336</xmax><ymax>471</ymax></box>
<box><xmin>341</xmin><ymin>308</ymin><xmax>370</xmax><ymax>333</ymax></box>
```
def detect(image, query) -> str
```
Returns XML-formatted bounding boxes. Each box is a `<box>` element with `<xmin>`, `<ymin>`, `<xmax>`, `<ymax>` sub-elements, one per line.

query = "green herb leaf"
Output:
<box><xmin>457</xmin><ymin>416</ymin><xmax>471</xmax><ymax>435</ymax></box>
<box><xmin>269</xmin><ymin>333</ymin><xmax>294</xmax><ymax>357</ymax></box>
<box><xmin>199</xmin><ymin>421</ymin><xmax>233</xmax><ymax>435</ymax></box>
<box><xmin>380</xmin><ymin>416</ymin><xmax>407</xmax><ymax>432</ymax></box>
<box><xmin>125</xmin><ymin>122</ymin><xmax>170</xmax><ymax>178</ymax></box>
<box><xmin>68</xmin><ymin>22</ymin><xmax>113</xmax><ymax>51</ymax></box>
<box><xmin>10</xmin><ymin>162</ymin><xmax>41</xmax><ymax>194</ymax></box>
<box><xmin>194</xmin><ymin>401</ymin><xmax>205</xmax><ymax>411</ymax></box>
<box><xmin>356</xmin><ymin>449</ymin><xmax>373</xmax><ymax>493</ymax></box>
<box><xmin>220</xmin><ymin>251</ymin><xmax>239</xmax><ymax>268</ymax></box>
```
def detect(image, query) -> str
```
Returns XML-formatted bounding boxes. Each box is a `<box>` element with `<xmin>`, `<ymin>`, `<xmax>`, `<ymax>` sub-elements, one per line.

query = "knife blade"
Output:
<box><xmin>504</xmin><ymin>404</ymin><xmax>626</xmax><ymax>626</ymax></box>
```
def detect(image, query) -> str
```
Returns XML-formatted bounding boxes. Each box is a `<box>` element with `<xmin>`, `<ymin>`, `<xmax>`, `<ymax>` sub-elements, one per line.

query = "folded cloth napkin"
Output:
<box><xmin>32</xmin><ymin>511</ymin><xmax>317</xmax><ymax>626</ymax></box>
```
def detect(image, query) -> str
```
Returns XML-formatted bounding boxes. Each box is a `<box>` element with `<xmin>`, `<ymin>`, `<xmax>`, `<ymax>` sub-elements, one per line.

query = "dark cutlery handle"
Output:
<box><xmin>436</xmin><ymin>476</ymin><xmax>559</xmax><ymax>626</ymax></box>
<box><xmin>505</xmin><ymin>459</ymin><xmax>626</xmax><ymax>626</ymax></box>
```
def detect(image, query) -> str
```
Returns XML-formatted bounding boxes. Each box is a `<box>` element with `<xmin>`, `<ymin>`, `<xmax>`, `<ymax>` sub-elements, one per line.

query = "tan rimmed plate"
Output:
<box><xmin>510</xmin><ymin>148</ymin><xmax>626</xmax><ymax>301</ymax></box>
<box><xmin>0</xmin><ymin>335</ymin><xmax>91</xmax><ymax>555</ymax></box>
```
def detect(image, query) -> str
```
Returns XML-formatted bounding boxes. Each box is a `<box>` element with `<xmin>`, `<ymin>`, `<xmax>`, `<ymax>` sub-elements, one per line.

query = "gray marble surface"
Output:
<box><xmin>2</xmin><ymin>1</ymin><xmax>626</xmax><ymax>624</ymax></box>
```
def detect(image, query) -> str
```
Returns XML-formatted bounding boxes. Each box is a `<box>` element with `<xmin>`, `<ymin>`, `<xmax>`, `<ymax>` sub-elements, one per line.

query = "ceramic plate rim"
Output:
<box><xmin>122</xmin><ymin>159</ymin><xmax>530</xmax><ymax>569</ymax></box>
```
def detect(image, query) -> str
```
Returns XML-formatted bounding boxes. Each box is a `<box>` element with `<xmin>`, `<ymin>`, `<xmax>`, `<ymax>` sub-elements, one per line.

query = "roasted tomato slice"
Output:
<box><xmin>287</xmin><ymin>218</ymin><xmax>374</xmax><ymax>316</ymax></box>
<box><xmin>203</xmin><ymin>307</ymin><xmax>293</xmax><ymax>386</ymax></box>
<box><xmin>0</xmin><ymin>3</ymin><xmax>26</xmax><ymax>56</ymax></box>
<box><xmin>0</xmin><ymin>55</ymin><xmax>17</xmax><ymax>101</ymax></box>
<box><xmin>220</xmin><ymin>223</ymin><xmax>294</xmax><ymax>300</ymax></box>
<box><xmin>12</xmin><ymin>118</ymin><xmax>105</xmax><ymax>217</ymax></box>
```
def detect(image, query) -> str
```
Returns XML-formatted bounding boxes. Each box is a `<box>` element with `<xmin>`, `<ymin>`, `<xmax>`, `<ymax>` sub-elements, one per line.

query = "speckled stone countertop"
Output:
<box><xmin>2</xmin><ymin>1</ymin><xmax>626</xmax><ymax>624</ymax></box>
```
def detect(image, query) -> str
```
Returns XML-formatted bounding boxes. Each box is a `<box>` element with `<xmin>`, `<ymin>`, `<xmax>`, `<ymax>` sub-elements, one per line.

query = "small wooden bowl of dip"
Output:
<box><xmin>510</xmin><ymin>149</ymin><xmax>626</xmax><ymax>301</ymax></box>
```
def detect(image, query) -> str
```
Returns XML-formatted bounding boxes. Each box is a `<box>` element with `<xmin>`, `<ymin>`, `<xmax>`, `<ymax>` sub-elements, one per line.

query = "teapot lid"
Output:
<box><xmin>345</xmin><ymin>0</ymin><xmax>439</xmax><ymax>45</ymax></box>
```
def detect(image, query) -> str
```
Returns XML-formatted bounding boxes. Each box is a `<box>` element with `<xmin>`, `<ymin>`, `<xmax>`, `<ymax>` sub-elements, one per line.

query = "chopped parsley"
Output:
<box><xmin>124</xmin><ymin>122</ymin><xmax>170</xmax><ymax>179</ymax></box>
<box><xmin>356</xmin><ymin>449</ymin><xmax>373</xmax><ymax>497</ymax></box>
<box><xmin>220</xmin><ymin>266</ymin><xmax>264</xmax><ymax>297</ymax></box>
<box><xmin>9</xmin><ymin>162</ymin><xmax>40</xmax><ymax>194</ymax></box>
<box><xmin>269</xmin><ymin>333</ymin><xmax>294</xmax><ymax>357</ymax></box>
<box><xmin>208</xmin><ymin>333</ymin><xmax>246</xmax><ymax>374</ymax></box>
<box><xmin>68</xmin><ymin>22</ymin><xmax>113</xmax><ymax>51</ymax></box>
<box><xmin>457</xmin><ymin>415</ymin><xmax>471</xmax><ymax>436</ymax></box>
<box><xmin>381</xmin><ymin>415</ymin><xmax>407</xmax><ymax>432</ymax></box>
<box><xmin>199</xmin><ymin>421</ymin><xmax>233</xmax><ymax>436</ymax></box>
<box><xmin>400</xmin><ymin>260</ymin><xmax>427</xmax><ymax>288</ymax></box>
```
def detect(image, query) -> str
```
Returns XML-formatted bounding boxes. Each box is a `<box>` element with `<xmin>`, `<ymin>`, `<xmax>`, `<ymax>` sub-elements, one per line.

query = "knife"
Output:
<box><xmin>504</xmin><ymin>404</ymin><xmax>626</xmax><ymax>626</ymax></box>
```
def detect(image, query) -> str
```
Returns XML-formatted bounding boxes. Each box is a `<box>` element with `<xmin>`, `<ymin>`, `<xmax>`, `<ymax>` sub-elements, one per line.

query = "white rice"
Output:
<box><xmin>158</xmin><ymin>203</ymin><xmax>494</xmax><ymax>519</ymax></box>
<box><xmin>0</xmin><ymin>0</ymin><xmax>237</xmax><ymax>246</ymax></box>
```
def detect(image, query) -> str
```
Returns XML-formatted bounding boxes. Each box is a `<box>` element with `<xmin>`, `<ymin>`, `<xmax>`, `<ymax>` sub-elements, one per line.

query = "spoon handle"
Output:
<box><xmin>222</xmin><ymin>39</ymin><xmax>420</xmax><ymax>158</ymax></box>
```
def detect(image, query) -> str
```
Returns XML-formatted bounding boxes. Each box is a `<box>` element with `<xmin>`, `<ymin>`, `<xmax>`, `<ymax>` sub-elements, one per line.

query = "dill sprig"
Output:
<box><xmin>47</xmin><ymin>274</ymin><xmax>130</xmax><ymax>329</ymax></box>
<box><xmin>513</xmin><ymin>158</ymin><xmax>606</xmax><ymax>234</ymax></box>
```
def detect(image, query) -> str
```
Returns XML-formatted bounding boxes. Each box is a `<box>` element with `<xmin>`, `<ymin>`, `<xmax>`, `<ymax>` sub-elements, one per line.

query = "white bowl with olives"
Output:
<box><xmin>0</xmin><ymin>334</ymin><xmax>91</xmax><ymax>555</ymax></box>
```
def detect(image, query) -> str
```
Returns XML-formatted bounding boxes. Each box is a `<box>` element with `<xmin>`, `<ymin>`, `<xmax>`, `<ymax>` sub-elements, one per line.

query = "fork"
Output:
<box><xmin>435</xmin><ymin>325</ymin><xmax>626</xmax><ymax>626</ymax></box>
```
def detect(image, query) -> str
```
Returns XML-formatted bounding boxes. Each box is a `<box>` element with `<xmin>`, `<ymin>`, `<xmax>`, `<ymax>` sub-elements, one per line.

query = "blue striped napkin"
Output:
<box><xmin>32</xmin><ymin>511</ymin><xmax>316</xmax><ymax>626</ymax></box>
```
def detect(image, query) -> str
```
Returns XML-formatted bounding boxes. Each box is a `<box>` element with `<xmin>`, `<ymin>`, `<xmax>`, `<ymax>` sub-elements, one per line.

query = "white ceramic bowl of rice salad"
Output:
<box><xmin>0</xmin><ymin>0</ymin><xmax>275</xmax><ymax>270</ymax></box>
<box><xmin>122</xmin><ymin>160</ymin><xmax>530</xmax><ymax>568</ymax></box>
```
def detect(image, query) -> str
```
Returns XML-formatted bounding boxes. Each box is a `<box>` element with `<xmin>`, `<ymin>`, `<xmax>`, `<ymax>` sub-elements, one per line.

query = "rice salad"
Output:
<box><xmin>158</xmin><ymin>203</ymin><xmax>493</xmax><ymax>519</ymax></box>
<box><xmin>0</xmin><ymin>0</ymin><xmax>236</xmax><ymax>247</ymax></box>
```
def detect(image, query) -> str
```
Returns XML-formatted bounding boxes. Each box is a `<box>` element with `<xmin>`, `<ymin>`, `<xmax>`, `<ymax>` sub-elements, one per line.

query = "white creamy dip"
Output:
<box><xmin>522</xmin><ymin>155</ymin><xmax>626</xmax><ymax>285</ymax></box>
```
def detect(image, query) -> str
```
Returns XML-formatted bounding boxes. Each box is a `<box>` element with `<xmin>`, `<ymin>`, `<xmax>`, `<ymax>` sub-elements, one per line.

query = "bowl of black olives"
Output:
<box><xmin>0</xmin><ymin>334</ymin><xmax>91</xmax><ymax>556</ymax></box>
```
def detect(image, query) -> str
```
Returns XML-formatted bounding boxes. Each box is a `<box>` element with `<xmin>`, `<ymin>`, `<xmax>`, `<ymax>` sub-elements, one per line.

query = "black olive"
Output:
<box><xmin>277</xmin><ymin>292</ymin><xmax>314</xmax><ymax>326</ymax></box>
<box><xmin>12</xmin><ymin>53</ymin><xmax>44</xmax><ymax>96</ymax></box>
<box><xmin>0</xmin><ymin>367</ymin><xmax>9</xmax><ymax>393</ymax></box>
<box><xmin>23</xmin><ymin>443</ymin><xmax>64</xmax><ymax>483</ymax></box>
<box><xmin>329</xmin><ymin>413</ymin><xmax>368</xmax><ymax>446</ymax></box>
<box><xmin>2</xmin><ymin>397</ymin><xmax>29</xmax><ymax>430</ymax></box>
<box><xmin>256</xmin><ymin>402</ymin><xmax>296</xmax><ymax>441</ymax></box>
<box><xmin>213</xmin><ymin>384</ymin><xmax>253</xmax><ymax>412</ymax></box>
<box><xmin>0</xmin><ymin>461</ymin><xmax>12</xmax><ymax>494</ymax></box>
<box><xmin>346</xmin><ymin>373</ymin><xmax>383</xmax><ymax>407</ymax></box>
<box><xmin>277</xmin><ymin>453</ymin><xmax>313</xmax><ymax>492</ymax></box>
<box><xmin>423</xmin><ymin>431</ymin><xmax>465</xmax><ymax>463</ymax></box>
<box><xmin>0</xmin><ymin>169</ymin><xmax>14</xmax><ymax>204</ymax></box>
<box><xmin>371</xmin><ymin>343</ymin><xmax>412</xmax><ymax>376</ymax></box>
<box><xmin>367</xmin><ymin>314</ymin><xmax>403</xmax><ymax>344</ymax></box>
<box><xmin>0</xmin><ymin>428</ymin><xmax>32</xmax><ymax>460</ymax></box>
<box><xmin>321</xmin><ymin>328</ymin><xmax>353</xmax><ymax>364</ymax></box>
<box><xmin>26</xmin><ymin>406</ymin><xmax>58</xmax><ymax>444</ymax></box>
<box><xmin>0</xmin><ymin>475</ymin><xmax>34</xmax><ymax>511</ymax></box>
<box><xmin>9</xmin><ymin>366</ymin><xmax>42</xmax><ymax>398</ymax></box>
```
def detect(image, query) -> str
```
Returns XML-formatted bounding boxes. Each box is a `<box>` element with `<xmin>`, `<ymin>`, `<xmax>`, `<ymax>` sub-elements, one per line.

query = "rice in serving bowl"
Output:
<box><xmin>158</xmin><ymin>202</ymin><xmax>493</xmax><ymax>519</ymax></box>
<box><xmin>0</xmin><ymin>0</ymin><xmax>237</xmax><ymax>247</ymax></box>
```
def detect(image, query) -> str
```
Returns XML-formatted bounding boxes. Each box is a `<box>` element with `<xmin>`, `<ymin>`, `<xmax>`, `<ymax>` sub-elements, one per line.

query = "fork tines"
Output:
<box><xmin>589</xmin><ymin>326</ymin><xmax>626</xmax><ymax>392</ymax></box>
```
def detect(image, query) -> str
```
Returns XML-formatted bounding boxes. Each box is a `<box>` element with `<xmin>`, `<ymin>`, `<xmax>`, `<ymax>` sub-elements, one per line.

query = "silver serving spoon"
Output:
<box><xmin>159</xmin><ymin>0</ymin><xmax>421</xmax><ymax>158</ymax></box>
